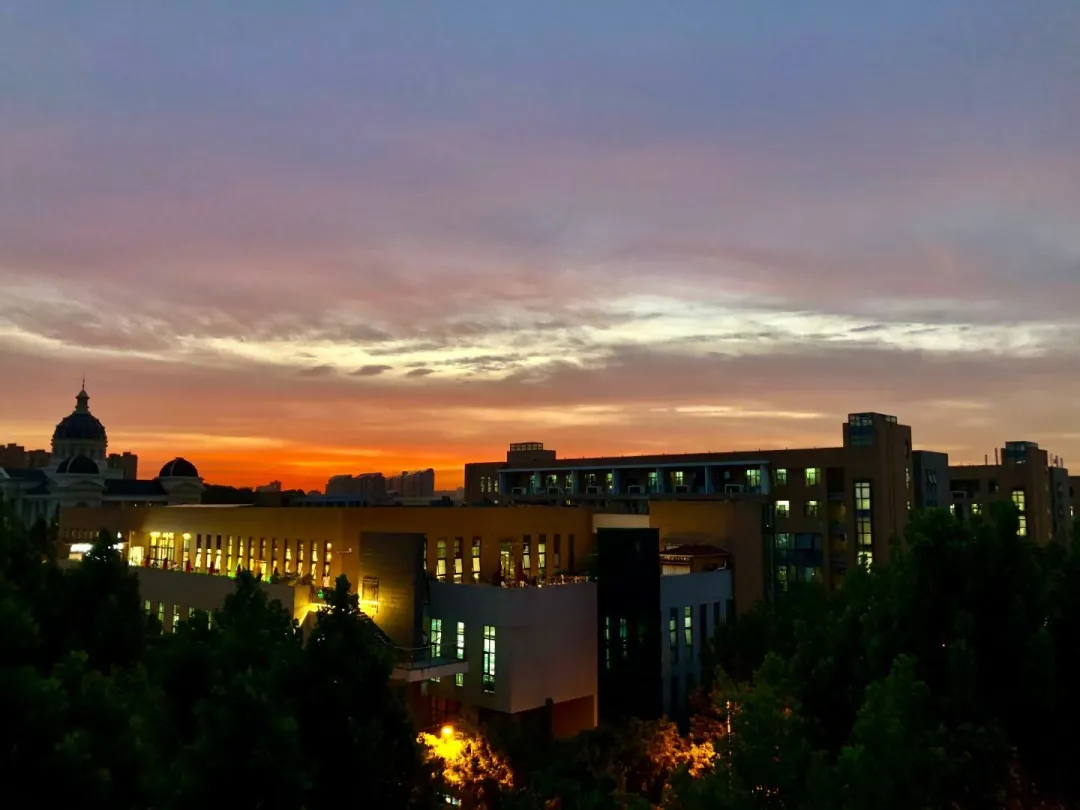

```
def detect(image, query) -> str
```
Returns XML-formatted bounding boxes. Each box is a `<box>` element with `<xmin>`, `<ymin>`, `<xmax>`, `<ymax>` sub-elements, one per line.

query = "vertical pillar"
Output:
<box><xmin>759</xmin><ymin>464</ymin><xmax>771</xmax><ymax>495</ymax></box>
<box><xmin>704</xmin><ymin>467</ymin><xmax>714</xmax><ymax>494</ymax></box>
<box><xmin>655</xmin><ymin>468</ymin><xmax>664</xmax><ymax>494</ymax></box>
<box><xmin>610</xmin><ymin>469</ymin><xmax>620</xmax><ymax>494</ymax></box>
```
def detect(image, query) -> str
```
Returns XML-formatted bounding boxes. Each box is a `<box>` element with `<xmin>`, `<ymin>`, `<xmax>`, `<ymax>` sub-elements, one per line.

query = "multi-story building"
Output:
<box><xmin>325</xmin><ymin>472</ymin><xmax>387</xmax><ymax>501</ymax></box>
<box><xmin>58</xmin><ymin>504</ymin><xmax>600</xmax><ymax>736</ymax></box>
<box><xmin>949</xmin><ymin>441</ymin><xmax>1065</xmax><ymax>544</ymax></box>
<box><xmin>107</xmin><ymin>451</ymin><xmax>139</xmax><ymax>480</ymax></box>
<box><xmin>912</xmin><ymin>450</ymin><xmax>950</xmax><ymax>510</ymax></box>
<box><xmin>465</xmin><ymin>413</ymin><xmax>914</xmax><ymax>593</ymax></box>
<box><xmin>0</xmin><ymin>387</ymin><xmax>201</xmax><ymax>525</ymax></box>
<box><xmin>388</xmin><ymin>469</ymin><xmax>436</xmax><ymax>498</ymax></box>
<box><xmin>594</xmin><ymin>526</ymin><xmax>733</xmax><ymax>724</ymax></box>
<box><xmin>0</xmin><ymin>443</ymin><xmax>51</xmax><ymax>469</ymax></box>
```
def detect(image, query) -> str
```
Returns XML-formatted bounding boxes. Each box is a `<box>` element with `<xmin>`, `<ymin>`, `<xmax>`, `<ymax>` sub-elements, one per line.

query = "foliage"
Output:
<box><xmin>0</xmin><ymin>506</ymin><xmax>431</xmax><ymax>809</ymax></box>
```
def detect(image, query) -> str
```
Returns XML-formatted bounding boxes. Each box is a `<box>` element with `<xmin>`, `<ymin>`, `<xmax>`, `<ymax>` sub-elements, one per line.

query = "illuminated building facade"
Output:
<box><xmin>466</xmin><ymin>412</ymin><xmax>914</xmax><ymax>594</ymax></box>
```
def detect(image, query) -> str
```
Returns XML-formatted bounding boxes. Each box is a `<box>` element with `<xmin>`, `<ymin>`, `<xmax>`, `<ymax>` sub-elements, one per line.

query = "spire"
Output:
<box><xmin>75</xmin><ymin>382</ymin><xmax>90</xmax><ymax>414</ymax></box>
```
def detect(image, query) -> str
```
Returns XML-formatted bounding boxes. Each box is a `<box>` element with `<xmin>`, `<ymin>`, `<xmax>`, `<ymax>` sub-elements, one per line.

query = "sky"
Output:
<box><xmin>1</xmin><ymin>2</ymin><xmax>1079</xmax><ymax>490</ymax></box>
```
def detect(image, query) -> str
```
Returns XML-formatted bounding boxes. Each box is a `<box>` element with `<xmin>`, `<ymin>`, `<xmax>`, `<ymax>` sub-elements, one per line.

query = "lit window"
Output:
<box><xmin>471</xmin><ymin>538</ymin><xmax>481</xmax><ymax>582</ymax></box>
<box><xmin>684</xmin><ymin>606</ymin><xmax>693</xmax><ymax>657</ymax></box>
<box><xmin>775</xmin><ymin>533</ymin><xmax>791</xmax><ymax>549</ymax></box>
<box><xmin>144</xmin><ymin>599</ymin><xmax>151</xmax><ymax>615</ymax></box>
<box><xmin>172</xmin><ymin>604</ymin><xmax>180</xmax><ymax>633</ymax></box>
<box><xmin>775</xmin><ymin>469</ymin><xmax>788</xmax><ymax>486</ymax></box>
<box><xmin>537</xmin><ymin>538</ymin><xmax>546</xmax><ymax>574</ymax></box>
<box><xmin>430</xmin><ymin>618</ymin><xmax>442</xmax><ymax>659</ymax></box>
<box><xmin>805</xmin><ymin>468</ymin><xmax>821</xmax><ymax>486</ymax></box>
<box><xmin>453</xmin><ymin>538</ymin><xmax>463</xmax><ymax>584</ymax></box>
<box><xmin>522</xmin><ymin>535</ymin><xmax>531</xmax><ymax>574</ymax></box>
<box><xmin>436</xmin><ymin>539</ymin><xmax>447</xmax><ymax>581</ymax></box>
<box><xmin>805</xmin><ymin>500</ymin><xmax>820</xmax><ymax>518</ymax></box>
<box><xmin>456</xmin><ymin>621</ymin><xmax>465</xmax><ymax>660</ymax></box>
<box><xmin>971</xmin><ymin>503</ymin><xmax>982</xmax><ymax>515</ymax></box>
<box><xmin>777</xmin><ymin>565</ymin><xmax>789</xmax><ymax>592</ymax></box>
<box><xmin>776</xmin><ymin>500</ymin><xmax>790</xmax><ymax>518</ymax></box>
<box><xmin>857</xmin><ymin>550</ymin><xmax>874</xmax><ymax>569</ymax></box>
<box><xmin>455</xmin><ymin>672</ymin><xmax>464</xmax><ymax>687</ymax></box>
<box><xmin>482</xmin><ymin>626</ymin><xmax>496</xmax><ymax>693</ymax></box>
<box><xmin>1011</xmin><ymin>488</ymin><xmax>1026</xmax><ymax>513</ymax></box>
<box><xmin>746</xmin><ymin>468</ymin><xmax>761</xmax><ymax>487</ymax></box>
<box><xmin>854</xmin><ymin>482</ymin><xmax>871</xmax><ymax>512</ymax></box>
<box><xmin>673</xmin><ymin>471</ymin><xmax>684</xmax><ymax>487</ymax></box>
<box><xmin>1018</xmin><ymin>514</ymin><xmax>1028</xmax><ymax>537</ymax></box>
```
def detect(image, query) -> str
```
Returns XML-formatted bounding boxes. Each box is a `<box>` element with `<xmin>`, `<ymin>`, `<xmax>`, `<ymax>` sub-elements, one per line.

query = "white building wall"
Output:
<box><xmin>659</xmin><ymin>569</ymin><xmax>733</xmax><ymax>716</ymax></box>
<box><xmin>428</xmin><ymin>581</ymin><xmax>597</xmax><ymax>718</ymax></box>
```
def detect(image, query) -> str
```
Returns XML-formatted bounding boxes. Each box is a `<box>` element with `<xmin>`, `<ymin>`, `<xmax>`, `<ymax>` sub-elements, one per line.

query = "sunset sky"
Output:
<box><xmin>2</xmin><ymin>2</ymin><xmax>1079</xmax><ymax>491</ymax></box>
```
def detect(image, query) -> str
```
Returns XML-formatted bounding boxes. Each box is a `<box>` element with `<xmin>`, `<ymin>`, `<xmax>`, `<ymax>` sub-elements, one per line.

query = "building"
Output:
<box><xmin>388</xmin><ymin>469</ymin><xmax>436</xmax><ymax>498</ymax></box>
<box><xmin>107</xmin><ymin>451</ymin><xmax>139</xmax><ymax>480</ymax></box>
<box><xmin>326</xmin><ymin>472</ymin><xmax>387</xmax><ymax>501</ymax></box>
<box><xmin>948</xmin><ymin>441</ymin><xmax>1065</xmax><ymax>544</ymax></box>
<box><xmin>465</xmin><ymin>412</ymin><xmax>914</xmax><ymax>594</ymax></box>
<box><xmin>0</xmin><ymin>386</ymin><xmax>203</xmax><ymax>525</ymax></box>
<box><xmin>0</xmin><ymin>443</ymin><xmax>51</xmax><ymax>469</ymax></box>
<box><xmin>912</xmin><ymin>450</ymin><xmax>950</xmax><ymax>510</ymax></box>
<box><xmin>257</xmin><ymin>480</ymin><xmax>283</xmax><ymax>493</ymax></box>
<box><xmin>58</xmin><ymin>503</ymin><xmax>600</xmax><ymax>736</ymax></box>
<box><xmin>594</xmin><ymin>527</ymin><xmax>733</xmax><ymax>724</ymax></box>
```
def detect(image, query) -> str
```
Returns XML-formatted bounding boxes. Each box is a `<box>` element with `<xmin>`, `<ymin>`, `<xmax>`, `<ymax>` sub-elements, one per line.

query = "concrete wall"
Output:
<box><xmin>133</xmin><ymin>566</ymin><xmax>308</xmax><ymax>629</ymax></box>
<box><xmin>357</xmin><ymin>532</ymin><xmax>425</xmax><ymax>647</ymax></box>
<box><xmin>427</xmin><ymin>580</ymin><xmax>597</xmax><ymax>727</ymax></box>
<box><xmin>660</xmin><ymin>569</ymin><xmax>733</xmax><ymax>717</ymax></box>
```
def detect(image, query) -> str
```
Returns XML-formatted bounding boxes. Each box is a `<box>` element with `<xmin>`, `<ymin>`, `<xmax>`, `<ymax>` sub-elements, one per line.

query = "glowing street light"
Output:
<box><xmin>441</xmin><ymin>725</ymin><xmax>454</xmax><ymax>739</ymax></box>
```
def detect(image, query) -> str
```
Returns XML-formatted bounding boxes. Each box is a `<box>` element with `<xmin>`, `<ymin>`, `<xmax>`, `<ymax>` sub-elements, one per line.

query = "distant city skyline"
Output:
<box><xmin>2</xmin><ymin>2</ymin><xmax>1078</xmax><ymax>491</ymax></box>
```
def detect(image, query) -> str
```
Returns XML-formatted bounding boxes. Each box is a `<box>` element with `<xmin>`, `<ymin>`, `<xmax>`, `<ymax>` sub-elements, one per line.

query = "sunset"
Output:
<box><xmin>2</xmin><ymin>2</ymin><xmax>1078</xmax><ymax>491</ymax></box>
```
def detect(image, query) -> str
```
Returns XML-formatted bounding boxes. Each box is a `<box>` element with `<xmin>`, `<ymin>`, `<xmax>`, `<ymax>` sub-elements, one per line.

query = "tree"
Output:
<box><xmin>300</xmin><ymin>574</ymin><xmax>430</xmax><ymax>809</ymax></box>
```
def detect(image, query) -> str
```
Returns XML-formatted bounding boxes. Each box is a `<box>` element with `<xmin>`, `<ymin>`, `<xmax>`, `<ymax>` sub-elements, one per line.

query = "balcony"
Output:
<box><xmin>358</xmin><ymin>612</ymin><xmax>469</xmax><ymax>683</ymax></box>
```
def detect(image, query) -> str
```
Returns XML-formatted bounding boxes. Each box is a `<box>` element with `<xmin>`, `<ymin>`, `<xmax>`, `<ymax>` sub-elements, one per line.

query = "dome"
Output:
<box><xmin>57</xmin><ymin>455</ymin><xmax>100</xmax><ymax>475</ymax></box>
<box><xmin>53</xmin><ymin>388</ymin><xmax>107</xmax><ymax>443</ymax></box>
<box><xmin>159</xmin><ymin>457</ymin><xmax>199</xmax><ymax>478</ymax></box>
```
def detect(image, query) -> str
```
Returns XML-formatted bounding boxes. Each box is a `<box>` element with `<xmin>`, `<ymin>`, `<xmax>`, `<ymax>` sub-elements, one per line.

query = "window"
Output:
<box><xmin>522</xmin><ymin>535</ymin><xmax>531</xmax><ymax>574</ymax></box>
<box><xmin>775</xmin><ymin>468</ymin><xmax>788</xmax><ymax>486</ymax></box>
<box><xmin>553</xmin><ymin>534</ymin><xmax>561</xmax><ymax>569</ymax></box>
<box><xmin>144</xmin><ymin>599</ymin><xmax>151</xmax><ymax>615</ymax></box>
<box><xmin>1011</xmin><ymin>488</ymin><xmax>1026</xmax><ymax>513</ymax></box>
<box><xmin>188</xmin><ymin>607</ymin><xmax>195</xmax><ymax>620</ymax></box>
<box><xmin>482</xmin><ymin>626</ymin><xmax>496</xmax><ymax>693</ymax></box>
<box><xmin>746</xmin><ymin>468</ymin><xmax>761</xmax><ymax>487</ymax></box>
<box><xmin>777</xmin><ymin>564</ymin><xmax>790</xmax><ymax>592</ymax></box>
<box><xmin>455</xmin><ymin>672</ymin><xmax>464</xmax><ymax>687</ymax></box>
<box><xmin>805</xmin><ymin>500</ymin><xmax>820</xmax><ymax>518</ymax></box>
<box><xmin>776</xmin><ymin>500</ymin><xmax>790</xmax><ymax>518</ymax></box>
<box><xmin>172</xmin><ymin>604</ymin><xmax>180</xmax><ymax>633</ymax></box>
<box><xmin>619</xmin><ymin>618</ymin><xmax>628</xmax><ymax>659</ymax></box>
<box><xmin>470</xmin><ymin>537</ymin><xmax>481</xmax><ymax>582</ymax></box>
<box><xmin>684</xmin><ymin>606</ymin><xmax>693</xmax><ymax>659</ymax></box>
<box><xmin>905</xmin><ymin>467</ymin><xmax>911</xmax><ymax>489</ymax></box>
<box><xmin>436</xmin><ymin>539</ymin><xmax>447</xmax><ymax>581</ymax></box>
<box><xmin>855</xmin><ymin>480</ymin><xmax>873</xmax><ymax>568</ymax></box>
<box><xmin>1018</xmin><ymin>514</ymin><xmax>1028</xmax><ymax>537</ymax></box>
<box><xmin>453</xmin><ymin>538</ymin><xmax>463</xmax><ymax>584</ymax></box>
<box><xmin>805</xmin><ymin>468</ymin><xmax>821</xmax><ymax>486</ymax></box>
<box><xmin>605</xmin><ymin>617</ymin><xmax>611</xmax><ymax>670</ymax></box>
<box><xmin>156</xmin><ymin>601</ymin><xmax>165</xmax><ymax>628</ymax></box>
<box><xmin>669</xmin><ymin>608</ymin><xmax>678</xmax><ymax>664</ymax></box>
<box><xmin>971</xmin><ymin>503</ymin><xmax>982</xmax><ymax>516</ymax></box>
<box><xmin>430</xmin><ymin>618</ymin><xmax>443</xmax><ymax>659</ymax></box>
<box><xmin>456</xmin><ymin>621</ymin><xmax>465</xmax><ymax>665</ymax></box>
<box><xmin>673</xmin><ymin>471</ymin><xmax>685</xmax><ymax>487</ymax></box>
<box><xmin>855</xmin><ymin>482</ymin><xmax>871</xmax><ymax>512</ymax></box>
<box><xmin>926</xmin><ymin>469</ymin><xmax>937</xmax><ymax>485</ymax></box>
<box><xmin>775</xmin><ymin>533</ymin><xmax>791</xmax><ymax>550</ymax></box>
<box><xmin>538</xmin><ymin>535</ymin><xmax>546</xmax><ymax>574</ymax></box>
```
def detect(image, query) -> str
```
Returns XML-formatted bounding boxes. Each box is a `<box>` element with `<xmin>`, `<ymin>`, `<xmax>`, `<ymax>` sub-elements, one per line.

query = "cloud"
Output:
<box><xmin>1</xmin><ymin>1</ymin><xmax>1078</xmax><ymax>488</ymax></box>
<box><xmin>351</xmin><ymin>364</ymin><xmax>393</xmax><ymax>377</ymax></box>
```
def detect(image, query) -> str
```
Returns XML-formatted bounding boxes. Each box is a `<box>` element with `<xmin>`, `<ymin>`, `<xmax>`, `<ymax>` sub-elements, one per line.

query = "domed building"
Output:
<box><xmin>0</xmin><ymin>386</ymin><xmax>204</xmax><ymax>525</ymax></box>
